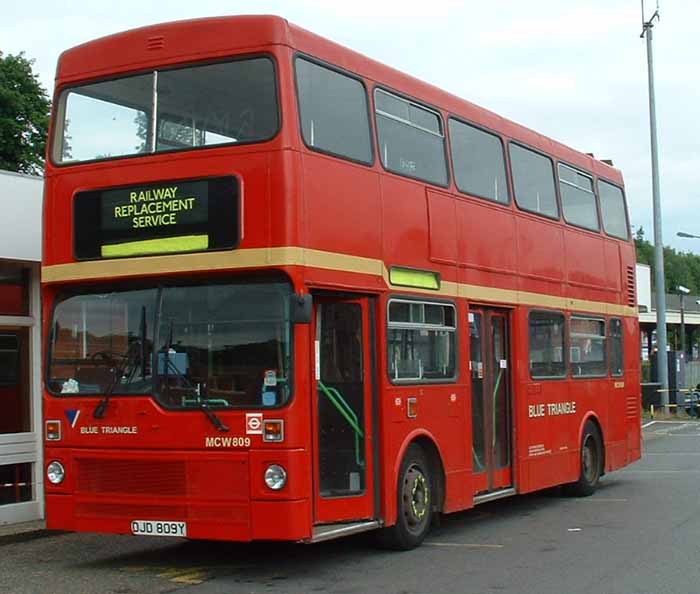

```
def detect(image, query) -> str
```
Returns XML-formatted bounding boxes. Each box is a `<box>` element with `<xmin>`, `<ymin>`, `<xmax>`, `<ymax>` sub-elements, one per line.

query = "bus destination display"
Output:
<box><xmin>74</xmin><ymin>176</ymin><xmax>239</xmax><ymax>259</ymax></box>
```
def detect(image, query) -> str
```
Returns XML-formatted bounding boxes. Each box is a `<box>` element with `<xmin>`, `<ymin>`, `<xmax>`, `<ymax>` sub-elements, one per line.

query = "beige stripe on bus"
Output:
<box><xmin>41</xmin><ymin>246</ymin><xmax>637</xmax><ymax>318</ymax></box>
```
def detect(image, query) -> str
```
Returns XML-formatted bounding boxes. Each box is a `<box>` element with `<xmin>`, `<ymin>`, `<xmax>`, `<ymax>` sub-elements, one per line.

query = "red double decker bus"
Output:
<box><xmin>43</xmin><ymin>15</ymin><xmax>640</xmax><ymax>549</ymax></box>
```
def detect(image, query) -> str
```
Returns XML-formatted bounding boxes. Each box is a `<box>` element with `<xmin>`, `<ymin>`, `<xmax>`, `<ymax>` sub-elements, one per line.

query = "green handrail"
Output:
<box><xmin>318</xmin><ymin>380</ymin><xmax>365</xmax><ymax>467</ymax></box>
<box><xmin>182</xmin><ymin>397</ymin><xmax>229</xmax><ymax>407</ymax></box>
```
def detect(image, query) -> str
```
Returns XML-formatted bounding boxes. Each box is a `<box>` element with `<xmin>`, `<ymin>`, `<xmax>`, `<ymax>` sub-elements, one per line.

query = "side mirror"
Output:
<box><xmin>290</xmin><ymin>293</ymin><xmax>312</xmax><ymax>324</ymax></box>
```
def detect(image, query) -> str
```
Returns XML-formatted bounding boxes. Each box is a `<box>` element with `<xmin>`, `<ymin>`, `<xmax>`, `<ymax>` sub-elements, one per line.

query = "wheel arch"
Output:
<box><xmin>388</xmin><ymin>430</ymin><xmax>446</xmax><ymax>526</ymax></box>
<box><xmin>578</xmin><ymin>412</ymin><xmax>605</xmax><ymax>476</ymax></box>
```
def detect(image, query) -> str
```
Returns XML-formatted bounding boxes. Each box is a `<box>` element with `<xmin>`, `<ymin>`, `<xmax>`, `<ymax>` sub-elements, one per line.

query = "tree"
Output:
<box><xmin>635</xmin><ymin>226</ymin><xmax>700</xmax><ymax>294</ymax></box>
<box><xmin>0</xmin><ymin>52</ymin><xmax>51</xmax><ymax>174</ymax></box>
<box><xmin>634</xmin><ymin>227</ymin><xmax>654</xmax><ymax>266</ymax></box>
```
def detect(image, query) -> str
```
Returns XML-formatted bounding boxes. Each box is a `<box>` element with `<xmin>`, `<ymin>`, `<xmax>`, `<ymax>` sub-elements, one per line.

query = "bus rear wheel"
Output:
<box><xmin>564</xmin><ymin>421</ymin><xmax>602</xmax><ymax>497</ymax></box>
<box><xmin>378</xmin><ymin>444</ymin><xmax>433</xmax><ymax>550</ymax></box>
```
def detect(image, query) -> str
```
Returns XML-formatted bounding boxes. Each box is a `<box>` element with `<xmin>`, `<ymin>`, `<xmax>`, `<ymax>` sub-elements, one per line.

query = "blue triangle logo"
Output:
<box><xmin>65</xmin><ymin>409</ymin><xmax>81</xmax><ymax>428</ymax></box>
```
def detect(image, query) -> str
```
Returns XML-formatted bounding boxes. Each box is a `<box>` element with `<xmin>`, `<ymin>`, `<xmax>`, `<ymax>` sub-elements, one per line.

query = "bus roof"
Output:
<box><xmin>56</xmin><ymin>14</ymin><xmax>622</xmax><ymax>184</ymax></box>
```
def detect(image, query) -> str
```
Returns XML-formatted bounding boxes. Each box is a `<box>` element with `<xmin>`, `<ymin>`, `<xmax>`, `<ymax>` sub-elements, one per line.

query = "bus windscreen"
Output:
<box><xmin>47</xmin><ymin>282</ymin><xmax>292</xmax><ymax>409</ymax></box>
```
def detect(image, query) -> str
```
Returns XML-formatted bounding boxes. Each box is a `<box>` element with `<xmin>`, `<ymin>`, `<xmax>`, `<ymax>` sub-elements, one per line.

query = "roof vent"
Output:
<box><xmin>146</xmin><ymin>35</ymin><xmax>165</xmax><ymax>51</ymax></box>
<box><xmin>602</xmin><ymin>159</ymin><xmax>614</xmax><ymax>166</ymax></box>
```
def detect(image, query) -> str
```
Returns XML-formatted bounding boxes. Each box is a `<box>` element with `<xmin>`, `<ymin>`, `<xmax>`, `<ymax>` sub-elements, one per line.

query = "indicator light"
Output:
<box><xmin>45</xmin><ymin>420</ymin><xmax>62</xmax><ymax>441</ymax></box>
<box><xmin>263</xmin><ymin>420</ymin><xmax>284</xmax><ymax>442</ymax></box>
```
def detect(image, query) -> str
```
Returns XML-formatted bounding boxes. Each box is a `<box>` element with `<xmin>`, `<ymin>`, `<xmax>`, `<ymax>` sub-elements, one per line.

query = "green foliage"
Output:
<box><xmin>635</xmin><ymin>226</ymin><xmax>700</xmax><ymax>294</ymax></box>
<box><xmin>0</xmin><ymin>52</ymin><xmax>50</xmax><ymax>174</ymax></box>
<box><xmin>635</xmin><ymin>227</ymin><xmax>654</xmax><ymax>266</ymax></box>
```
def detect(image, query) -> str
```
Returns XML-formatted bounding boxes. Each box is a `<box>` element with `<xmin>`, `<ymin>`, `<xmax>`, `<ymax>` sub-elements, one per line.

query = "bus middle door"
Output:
<box><xmin>469</xmin><ymin>307</ymin><xmax>513</xmax><ymax>495</ymax></box>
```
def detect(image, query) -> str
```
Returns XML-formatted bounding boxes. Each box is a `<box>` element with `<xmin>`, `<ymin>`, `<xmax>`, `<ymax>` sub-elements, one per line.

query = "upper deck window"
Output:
<box><xmin>598</xmin><ymin>180</ymin><xmax>629</xmax><ymax>240</ymax></box>
<box><xmin>510</xmin><ymin>144</ymin><xmax>558</xmax><ymax>218</ymax></box>
<box><xmin>375</xmin><ymin>89</ymin><xmax>448</xmax><ymax>186</ymax></box>
<box><xmin>53</xmin><ymin>57</ymin><xmax>279</xmax><ymax>164</ymax></box>
<box><xmin>449</xmin><ymin>118</ymin><xmax>508</xmax><ymax>204</ymax></box>
<box><xmin>295</xmin><ymin>58</ymin><xmax>373</xmax><ymax>164</ymax></box>
<box><xmin>558</xmin><ymin>163</ymin><xmax>599</xmax><ymax>231</ymax></box>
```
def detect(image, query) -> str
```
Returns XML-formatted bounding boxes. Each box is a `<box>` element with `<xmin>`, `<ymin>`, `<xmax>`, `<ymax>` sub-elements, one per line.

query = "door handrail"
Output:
<box><xmin>317</xmin><ymin>380</ymin><xmax>365</xmax><ymax>466</ymax></box>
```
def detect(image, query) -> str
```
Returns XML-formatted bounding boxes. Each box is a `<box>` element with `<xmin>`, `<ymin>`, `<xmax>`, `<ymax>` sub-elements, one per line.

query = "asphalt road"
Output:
<box><xmin>3</xmin><ymin>421</ymin><xmax>700</xmax><ymax>594</ymax></box>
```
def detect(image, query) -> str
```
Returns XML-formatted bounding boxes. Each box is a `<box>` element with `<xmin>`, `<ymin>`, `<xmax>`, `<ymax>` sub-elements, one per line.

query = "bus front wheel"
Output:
<box><xmin>564</xmin><ymin>421</ymin><xmax>603</xmax><ymax>497</ymax></box>
<box><xmin>378</xmin><ymin>444</ymin><xmax>433</xmax><ymax>550</ymax></box>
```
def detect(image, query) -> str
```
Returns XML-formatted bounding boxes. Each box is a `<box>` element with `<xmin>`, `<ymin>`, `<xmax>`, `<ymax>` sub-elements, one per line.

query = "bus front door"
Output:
<box><xmin>469</xmin><ymin>308</ymin><xmax>513</xmax><ymax>495</ymax></box>
<box><xmin>312</xmin><ymin>297</ymin><xmax>375</xmax><ymax>524</ymax></box>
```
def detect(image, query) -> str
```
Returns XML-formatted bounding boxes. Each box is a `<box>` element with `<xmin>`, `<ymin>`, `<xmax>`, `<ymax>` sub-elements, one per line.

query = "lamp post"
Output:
<box><xmin>696</xmin><ymin>299</ymin><xmax>700</xmax><ymax>361</ymax></box>
<box><xmin>677</xmin><ymin>231</ymin><xmax>700</xmax><ymax>240</ymax></box>
<box><xmin>642</xmin><ymin>2</ymin><xmax>668</xmax><ymax>409</ymax></box>
<box><xmin>678</xmin><ymin>285</ymin><xmax>690</xmax><ymax>358</ymax></box>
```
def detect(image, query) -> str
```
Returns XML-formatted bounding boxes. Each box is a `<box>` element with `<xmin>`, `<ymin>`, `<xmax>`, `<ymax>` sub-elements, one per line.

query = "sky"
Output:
<box><xmin>2</xmin><ymin>0</ymin><xmax>698</xmax><ymax>252</ymax></box>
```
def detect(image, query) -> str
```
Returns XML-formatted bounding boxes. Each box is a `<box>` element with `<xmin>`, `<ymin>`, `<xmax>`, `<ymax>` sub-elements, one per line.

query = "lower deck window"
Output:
<box><xmin>570</xmin><ymin>316</ymin><xmax>606</xmax><ymax>377</ymax></box>
<box><xmin>610</xmin><ymin>318</ymin><xmax>624</xmax><ymax>376</ymax></box>
<box><xmin>529</xmin><ymin>311</ymin><xmax>565</xmax><ymax>378</ymax></box>
<box><xmin>388</xmin><ymin>300</ymin><xmax>456</xmax><ymax>382</ymax></box>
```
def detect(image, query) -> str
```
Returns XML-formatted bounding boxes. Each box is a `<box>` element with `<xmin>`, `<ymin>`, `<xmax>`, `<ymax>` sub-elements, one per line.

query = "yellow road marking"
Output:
<box><xmin>171</xmin><ymin>572</ymin><xmax>208</xmax><ymax>585</ymax></box>
<box><xmin>157</xmin><ymin>567</ymin><xmax>207</xmax><ymax>585</ymax></box>
<box><xmin>122</xmin><ymin>565</ymin><xmax>208</xmax><ymax>585</ymax></box>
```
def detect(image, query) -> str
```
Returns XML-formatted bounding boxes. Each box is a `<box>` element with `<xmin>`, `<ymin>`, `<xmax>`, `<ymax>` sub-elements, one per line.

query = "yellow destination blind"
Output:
<box><xmin>101</xmin><ymin>235</ymin><xmax>210</xmax><ymax>258</ymax></box>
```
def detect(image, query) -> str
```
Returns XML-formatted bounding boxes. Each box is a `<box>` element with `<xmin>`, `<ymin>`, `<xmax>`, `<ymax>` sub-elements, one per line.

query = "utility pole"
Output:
<box><xmin>641</xmin><ymin>1</ymin><xmax>669</xmax><ymax>410</ymax></box>
<box><xmin>678</xmin><ymin>286</ymin><xmax>689</xmax><ymax>358</ymax></box>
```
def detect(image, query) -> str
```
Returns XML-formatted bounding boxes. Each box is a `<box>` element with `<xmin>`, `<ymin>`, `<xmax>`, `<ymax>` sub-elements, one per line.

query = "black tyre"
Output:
<box><xmin>378</xmin><ymin>444</ymin><xmax>433</xmax><ymax>550</ymax></box>
<box><xmin>564</xmin><ymin>421</ymin><xmax>602</xmax><ymax>497</ymax></box>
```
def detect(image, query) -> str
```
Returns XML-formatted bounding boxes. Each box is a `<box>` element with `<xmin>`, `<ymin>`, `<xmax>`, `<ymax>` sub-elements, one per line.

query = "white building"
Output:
<box><xmin>0</xmin><ymin>170</ymin><xmax>43</xmax><ymax>525</ymax></box>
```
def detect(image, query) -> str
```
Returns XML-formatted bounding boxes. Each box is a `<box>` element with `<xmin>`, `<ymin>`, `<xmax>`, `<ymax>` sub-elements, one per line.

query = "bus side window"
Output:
<box><xmin>449</xmin><ymin>118</ymin><xmax>509</xmax><ymax>205</ymax></box>
<box><xmin>558</xmin><ymin>164</ymin><xmax>599</xmax><ymax>232</ymax></box>
<box><xmin>570</xmin><ymin>317</ymin><xmax>606</xmax><ymax>377</ymax></box>
<box><xmin>387</xmin><ymin>300</ymin><xmax>456</xmax><ymax>383</ymax></box>
<box><xmin>295</xmin><ymin>57</ymin><xmax>373</xmax><ymax>165</ymax></box>
<box><xmin>528</xmin><ymin>311</ymin><xmax>566</xmax><ymax>379</ymax></box>
<box><xmin>599</xmin><ymin>180</ymin><xmax>630</xmax><ymax>240</ymax></box>
<box><xmin>375</xmin><ymin>89</ymin><xmax>448</xmax><ymax>187</ymax></box>
<box><xmin>510</xmin><ymin>144</ymin><xmax>558</xmax><ymax>219</ymax></box>
<box><xmin>609</xmin><ymin>318</ymin><xmax>624</xmax><ymax>377</ymax></box>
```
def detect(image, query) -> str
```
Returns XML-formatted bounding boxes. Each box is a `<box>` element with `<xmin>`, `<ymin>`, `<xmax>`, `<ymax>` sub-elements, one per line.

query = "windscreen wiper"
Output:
<box><xmin>160</xmin><ymin>355</ymin><xmax>229</xmax><ymax>433</ymax></box>
<box><xmin>93</xmin><ymin>350</ymin><xmax>132</xmax><ymax>419</ymax></box>
<box><xmin>199</xmin><ymin>398</ymin><xmax>230</xmax><ymax>432</ymax></box>
<box><xmin>94</xmin><ymin>307</ymin><xmax>148</xmax><ymax>419</ymax></box>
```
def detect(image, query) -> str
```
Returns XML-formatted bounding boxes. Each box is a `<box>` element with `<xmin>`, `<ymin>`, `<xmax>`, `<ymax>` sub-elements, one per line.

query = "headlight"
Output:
<box><xmin>264</xmin><ymin>464</ymin><xmax>287</xmax><ymax>490</ymax></box>
<box><xmin>47</xmin><ymin>461</ymin><xmax>65</xmax><ymax>485</ymax></box>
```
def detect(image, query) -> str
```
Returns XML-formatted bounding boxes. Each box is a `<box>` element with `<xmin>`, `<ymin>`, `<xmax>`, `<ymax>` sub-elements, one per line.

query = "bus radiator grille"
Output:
<box><xmin>75</xmin><ymin>501</ymin><xmax>188</xmax><ymax>519</ymax></box>
<box><xmin>76</xmin><ymin>458</ymin><xmax>187</xmax><ymax>496</ymax></box>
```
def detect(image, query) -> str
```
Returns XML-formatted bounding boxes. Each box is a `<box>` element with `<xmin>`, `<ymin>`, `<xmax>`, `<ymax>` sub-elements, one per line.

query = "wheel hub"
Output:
<box><xmin>582</xmin><ymin>437</ymin><xmax>598</xmax><ymax>483</ymax></box>
<box><xmin>403</xmin><ymin>465</ymin><xmax>429</xmax><ymax>528</ymax></box>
